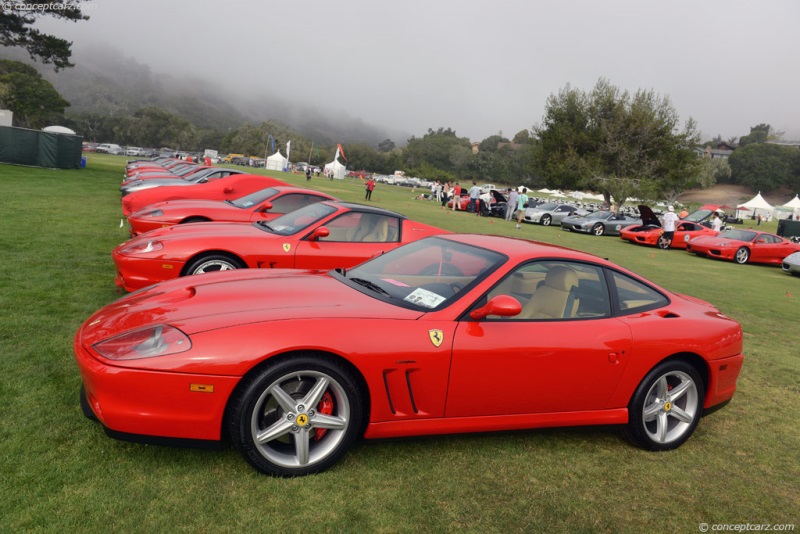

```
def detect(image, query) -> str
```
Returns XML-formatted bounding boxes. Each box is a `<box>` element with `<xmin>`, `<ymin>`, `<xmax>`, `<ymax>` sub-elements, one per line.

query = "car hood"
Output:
<box><xmin>637</xmin><ymin>205</ymin><xmax>660</xmax><ymax>226</ymax></box>
<box><xmin>135</xmin><ymin>220</ymin><xmax>270</xmax><ymax>241</ymax></box>
<box><xmin>135</xmin><ymin>198</ymin><xmax>235</xmax><ymax>216</ymax></box>
<box><xmin>79</xmin><ymin>269</ymin><xmax>424</xmax><ymax>345</ymax></box>
<box><xmin>688</xmin><ymin>234</ymin><xmax>740</xmax><ymax>246</ymax></box>
<box><xmin>121</xmin><ymin>178</ymin><xmax>191</xmax><ymax>192</ymax></box>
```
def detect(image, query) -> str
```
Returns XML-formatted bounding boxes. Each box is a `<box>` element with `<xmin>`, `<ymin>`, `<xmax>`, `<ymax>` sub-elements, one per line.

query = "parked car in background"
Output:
<box><xmin>126</xmin><ymin>147</ymin><xmax>147</xmax><ymax>157</ymax></box>
<box><xmin>782</xmin><ymin>251</ymin><xmax>800</xmax><ymax>275</ymax></box>
<box><xmin>126</xmin><ymin>186</ymin><xmax>337</xmax><ymax>236</ymax></box>
<box><xmin>686</xmin><ymin>229</ymin><xmax>800</xmax><ymax>265</ymax></box>
<box><xmin>620</xmin><ymin>206</ymin><xmax>717</xmax><ymax>249</ymax></box>
<box><xmin>112</xmin><ymin>201</ymin><xmax>447</xmax><ymax>291</ymax></box>
<box><xmin>561</xmin><ymin>209</ymin><xmax>641</xmax><ymax>236</ymax></box>
<box><xmin>524</xmin><ymin>202</ymin><xmax>587</xmax><ymax>226</ymax></box>
<box><xmin>96</xmin><ymin>143</ymin><xmax>123</xmax><ymax>155</ymax></box>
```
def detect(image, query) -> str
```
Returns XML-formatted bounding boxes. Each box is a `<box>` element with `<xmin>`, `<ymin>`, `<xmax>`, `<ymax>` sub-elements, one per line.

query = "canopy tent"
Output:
<box><xmin>778</xmin><ymin>195</ymin><xmax>800</xmax><ymax>219</ymax></box>
<box><xmin>324</xmin><ymin>158</ymin><xmax>347</xmax><ymax>179</ymax></box>
<box><xmin>783</xmin><ymin>195</ymin><xmax>800</xmax><ymax>209</ymax></box>
<box><xmin>737</xmin><ymin>192</ymin><xmax>774</xmax><ymax>218</ymax></box>
<box><xmin>265</xmin><ymin>151</ymin><xmax>287</xmax><ymax>171</ymax></box>
<box><xmin>42</xmin><ymin>125</ymin><xmax>76</xmax><ymax>135</ymax></box>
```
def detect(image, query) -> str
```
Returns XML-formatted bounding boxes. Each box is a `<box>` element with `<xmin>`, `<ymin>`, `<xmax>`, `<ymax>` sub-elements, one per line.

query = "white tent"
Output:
<box><xmin>324</xmin><ymin>159</ymin><xmax>347</xmax><ymax>179</ymax></box>
<box><xmin>737</xmin><ymin>192</ymin><xmax>774</xmax><ymax>218</ymax></box>
<box><xmin>42</xmin><ymin>125</ymin><xmax>76</xmax><ymax>135</ymax></box>
<box><xmin>779</xmin><ymin>195</ymin><xmax>800</xmax><ymax>219</ymax></box>
<box><xmin>265</xmin><ymin>151</ymin><xmax>287</xmax><ymax>171</ymax></box>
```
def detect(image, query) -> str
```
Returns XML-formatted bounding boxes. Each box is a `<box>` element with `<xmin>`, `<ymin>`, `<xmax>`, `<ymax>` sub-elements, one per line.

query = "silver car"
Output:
<box><xmin>524</xmin><ymin>202</ymin><xmax>586</xmax><ymax>226</ymax></box>
<box><xmin>782</xmin><ymin>251</ymin><xmax>800</xmax><ymax>276</ymax></box>
<box><xmin>120</xmin><ymin>168</ymin><xmax>246</xmax><ymax>196</ymax></box>
<box><xmin>561</xmin><ymin>210</ymin><xmax>642</xmax><ymax>236</ymax></box>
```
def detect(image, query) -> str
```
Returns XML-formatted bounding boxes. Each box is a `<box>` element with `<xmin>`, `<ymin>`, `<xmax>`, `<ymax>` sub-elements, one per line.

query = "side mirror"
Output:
<box><xmin>470</xmin><ymin>295</ymin><xmax>522</xmax><ymax>320</ymax></box>
<box><xmin>308</xmin><ymin>226</ymin><xmax>330</xmax><ymax>241</ymax></box>
<box><xmin>260</xmin><ymin>201</ymin><xmax>273</xmax><ymax>212</ymax></box>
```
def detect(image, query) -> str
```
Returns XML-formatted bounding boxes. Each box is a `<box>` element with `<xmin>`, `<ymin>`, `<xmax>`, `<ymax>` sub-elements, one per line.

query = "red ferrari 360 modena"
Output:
<box><xmin>126</xmin><ymin>186</ymin><xmax>337</xmax><ymax>236</ymax></box>
<box><xmin>113</xmin><ymin>201</ymin><xmax>447</xmax><ymax>291</ymax></box>
<box><xmin>686</xmin><ymin>229</ymin><xmax>800</xmax><ymax>265</ymax></box>
<box><xmin>619</xmin><ymin>206</ymin><xmax>718</xmax><ymax>249</ymax></box>
<box><xmin>77</xmin><ymin>234</ymin><xmax>744</xmax><ymax>477</ymax></box>
<box><xmin>121</xmin><ymin>174</ymin><xmax>287</xmax><ymax>216</ymax></box>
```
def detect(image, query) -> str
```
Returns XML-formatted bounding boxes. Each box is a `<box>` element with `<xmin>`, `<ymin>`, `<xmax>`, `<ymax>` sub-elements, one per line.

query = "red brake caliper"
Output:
<box><xmin>314</xmin><ymin>391</ymin><xmax>334</xmax><ymax>441</ymax></box>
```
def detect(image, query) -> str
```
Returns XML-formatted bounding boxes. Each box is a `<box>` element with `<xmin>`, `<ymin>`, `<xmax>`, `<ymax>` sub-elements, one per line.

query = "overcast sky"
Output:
<box><xmin>34</xmin><ymin>0</ymin><xmax>800</xmax><ymax>142</ymax></box>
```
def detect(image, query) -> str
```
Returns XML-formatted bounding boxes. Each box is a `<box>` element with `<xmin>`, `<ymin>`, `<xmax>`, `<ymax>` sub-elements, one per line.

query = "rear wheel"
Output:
<box><xmin>591</xmin><ymin>223</ymin><xmax>605</xmax><ymax>236</ymax></box>
<box><xmin>227</xmin><ymin>355</ymin><xmax>364</xmax><ymax>477</ymax></box>
<box><xmin>734</xmin><ymin>247</ymin><xmax>750</xmax><ymax>264</ymax></box>
<box><xmin>626</xmin><ymin>360</ymin><xmax>704</xmax><ymax>451</ymax></box>
<box><xmin>541</xmin><ymin>214</ymin><xmax>552</xmax><ymax>226</ymax></box>
<box><xmin>657</xmin><ymin>236</ymin><xmax>671</xmax><ymax>249</ymax></box>
<box><xmin>185</xmin><ymin>254</ymin><xmax>244</xmax><ymax>276</ymax></box>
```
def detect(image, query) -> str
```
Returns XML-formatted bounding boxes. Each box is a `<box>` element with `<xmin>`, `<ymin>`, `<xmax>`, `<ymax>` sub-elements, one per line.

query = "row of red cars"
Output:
<box><xmin>73</xmin><ymin>158</ymin><xmax>746</xmax><ymax>477</ymax></box>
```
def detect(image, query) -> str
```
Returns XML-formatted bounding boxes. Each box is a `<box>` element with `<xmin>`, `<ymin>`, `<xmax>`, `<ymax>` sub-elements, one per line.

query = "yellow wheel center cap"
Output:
<box><xmin>663</xmin><ymin>401</ymin><xmax>672</xmax><ymax>412</ymax></box>
<box><xmin>296</xmin><ymin>413</ymin><xmax>309</xmax><ymax>427</ymax></box>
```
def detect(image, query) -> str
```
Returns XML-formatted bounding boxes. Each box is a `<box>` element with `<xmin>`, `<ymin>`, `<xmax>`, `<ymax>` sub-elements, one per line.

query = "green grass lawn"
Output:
<box><xmin>1</xmin><ymin>154</ymin><xmax>798</xmax><ymax>532</ymax></box>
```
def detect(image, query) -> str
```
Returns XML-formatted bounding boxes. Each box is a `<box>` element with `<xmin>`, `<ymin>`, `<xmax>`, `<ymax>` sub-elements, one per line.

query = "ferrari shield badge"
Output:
<box><xmin>428</xmin><ymin>329</ymin><xmax>444</xmax><ymax>347</ymax></box>
<box><xmin>282</xmin><ymin>243</ymin><xmax>291</xmax><ymax>253</ymax></box>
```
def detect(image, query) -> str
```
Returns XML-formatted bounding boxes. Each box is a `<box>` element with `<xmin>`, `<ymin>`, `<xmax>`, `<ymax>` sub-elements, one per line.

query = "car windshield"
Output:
<box><xmin>230</xmin><ymin>188</ymin><xmax>279</xmax><ymax>208</ymax></box>
<box><xmin>583</xmin><ymin>211</ymin><xmax>611</xmax><ymax>220</ymax></box>
<box><xmin>536</xmin><ymin>203</ymin><xmax>558</xmax><ymax>210</ymax></box>
<box><xmin>720</xmin><ymin>229</ymin><xmax>758</xmax><ymax>242</ymax></box>
<box><xmin>684</xmin><ymin>209</ymin><xmax>714</xmax><ymax>222</ymax></box>
<box><xmin>255</xmin><ymin>202</ymin><xmax>337</xmax><ymax>235</ymax></box>
<box><xmin>341</xmin><ymin>237</ymin><xmax>506</xmax><ymax>311</ymax></box>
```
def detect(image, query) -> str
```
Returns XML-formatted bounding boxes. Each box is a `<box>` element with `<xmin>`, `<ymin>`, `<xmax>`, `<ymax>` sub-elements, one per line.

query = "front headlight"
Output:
<box><xmin>120</xmin><ymin>239</ymin><xmax>164</xmax><ymax>255</ymax></box>
<box><xmin>140</xmin><ymin>209</ymin><xmax>164</xmax><ymax>218</ymax></box>
<box><xmin>93</xmin><ymin>325</ymin><xmax>191</xmax><ymax>360</ymax></box>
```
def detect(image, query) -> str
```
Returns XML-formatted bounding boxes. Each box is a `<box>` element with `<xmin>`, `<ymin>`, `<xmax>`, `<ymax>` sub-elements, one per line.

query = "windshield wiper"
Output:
<box><xmin>349</xmin><ymin>277</ymin><xmax>389</xmax><ymax>295</ymax></box>
<box><xmin>256</xmin><ymin>221</ymin><xmax>274</xmax><ymax>232</ymax></box>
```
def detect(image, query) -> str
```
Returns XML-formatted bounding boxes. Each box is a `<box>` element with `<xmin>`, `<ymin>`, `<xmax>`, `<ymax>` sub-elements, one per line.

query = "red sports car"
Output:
<box><xmin>686</xmin><ymin>229</ymin><xmax>800</xmax><ymax>265</ymax></box>
<box><xmin>126</xmin><ymin>186</ymin><xmax>337</xmax><ymax>236</ymax></box>
<box><xmin>121</xmin><ymin>174</ymin><xmax>287</xmax><ymax>216</ymax></box>
<box><xmin>619</xmin><ymin>206</ymin><xmax>718</xmax><ymax>249</ymax></box>
<box><xmin>77</xmin><ymin>234</ymin><xmax>743</xmax><ymax>477</ymax></box>
<box><xmin>113</xmin><ymin>201</ymin><xmax>447</xmax><ymax>291</ymax></box>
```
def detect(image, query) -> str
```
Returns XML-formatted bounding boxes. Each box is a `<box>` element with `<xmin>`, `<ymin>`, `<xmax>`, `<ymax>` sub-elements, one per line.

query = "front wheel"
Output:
<box><xmin>185</xmin><ymin>254</ymin><xmax>244</xmax><ymax>276</ymax></box>
<box><xmin>227</xmin><ymin>355</ymin><xmax>364</xmax><ymax>477</ymax></box>
<box><xmin>541</xmin><ymin>214</ymin><xmax>552</xmax><ymax>226</ymax></box>
<box><xmin>626</xmin><ymin>360</ymin><xmax>704</xmax><ymax>451</ymax></box>
<box><xmin>592</xmin><ymin>223</ymin><xmax>605</xmax><ymax>236</ymax></box>
<box><xmin>657</xmin><ymin>236</ymin><xmax>671</xmax><ymax>249</ymax></box>
<box><xmin>734</xmin><ymin>247</ymin><xmax>750</xmax><ymax>264</ymax></box>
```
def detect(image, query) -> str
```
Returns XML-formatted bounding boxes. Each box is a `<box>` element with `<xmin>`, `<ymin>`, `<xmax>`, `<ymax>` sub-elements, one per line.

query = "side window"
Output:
<box><xmin>269</xmin><ymin>194</ymin><xmax>325</xmax><ymax>214</ymax></box>
<box><xmin>608</xmin><ymin>270</ymin><xmax>668</xmax><ymax>314</ymax></box>
<box><xmin>318</xmin><ymin>213</ymin><xmax>396</xmax><ymax>243</ymax></box>
<box><xmin>481</xmin><ymin>261</ymin><xmax>610</xmax><ymax>320</ymax></box>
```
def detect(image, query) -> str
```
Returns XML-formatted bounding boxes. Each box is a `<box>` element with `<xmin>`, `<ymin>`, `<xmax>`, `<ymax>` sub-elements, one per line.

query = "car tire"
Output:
<box><xmin>592</xmin><ymin>223</ymin><xmax>605</xmax><ymax>236</ymax></box>
<box><xmin>185</xmin><ymin>254</ymin><xmax>245</xmax><ymax>276</ymax></box>
<box><xmin>541</xmin><ymin>215</ymin><xmax>552</xmax><ymax>226</ymax></box>
<box><xmin>626</xmin><ymin>360</ymin><xmax>704</xmax><ymax>451</ymax></box>
<box><xmin>657</xmin><ymin>236</ymin><xmax>671</xmax><ymax>249</ymax></box>
<box><xmin>734</xmin><ymin>247</ymin><xmax>750</xmax><ymax>264</ymax></box>
<box><xmin>226</xmin><ymin>354</ymin><xmax>364</xmax><ymax>477</ymax></box>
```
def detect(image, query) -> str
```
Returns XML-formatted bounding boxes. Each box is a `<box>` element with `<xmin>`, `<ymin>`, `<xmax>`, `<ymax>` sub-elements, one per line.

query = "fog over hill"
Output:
<box><xmin>4</xmin><ymin>43</ymin><xmax>412</xmax><ymax>147</ymax></box>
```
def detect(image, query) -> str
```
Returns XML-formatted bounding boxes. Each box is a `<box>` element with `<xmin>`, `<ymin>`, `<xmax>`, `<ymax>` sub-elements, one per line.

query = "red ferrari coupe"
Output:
<box><xmin>121</xmin><ymin>174</ymin><xmax>287</xmax><ymax>216</ymax></box>
<box><xmin>686</xmin><ymin>229</ymin><xmax>800</xmax><ymax>265</ymax></box>
<box><xmin>126</xmin><ymin>186</ymin><xmax>337</xmax><ymax>236</ymax></box>
<box><xmin>619</xmin><ymin>206</ymin><xmax>718</xmax><ymax>249</ymax></box>
<box><xmin>113</xmin><ymin>201</ymin><xmax>447</xmax><ymax>291</ymax></box>
<box><xmin>77</xmin><ymin>234</ymin><xmax>743</xmax><ymax>477</ymax></box>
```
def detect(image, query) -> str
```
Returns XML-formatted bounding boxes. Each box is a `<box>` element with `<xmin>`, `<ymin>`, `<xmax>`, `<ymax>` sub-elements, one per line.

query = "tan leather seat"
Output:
<box><xmin>349</xmin><ymin>214</ymin><xmax>388</xmax><ymax>242</ymax></box>
<box><xmin>519</xmin><ymin>266</ymin><xmax>580</xmax><ymax>319</ymax></box>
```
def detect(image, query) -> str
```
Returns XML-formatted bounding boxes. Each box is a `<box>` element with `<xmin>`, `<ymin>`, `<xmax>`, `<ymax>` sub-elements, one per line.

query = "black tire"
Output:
<box><xmin>657</xmin><ymin>236</ymin><xmax>671</xmax><ymax>250</ymax></box>
<box><xmin>184</xmin><ymin>253</ymin><xmax>245</xmax><ymax>276</ymax></box>
<box><xmin>734</xmin><ymin>247</ymin><xmax>750</xmax><ymax>264</ymax></box>
<box><xmin>591</xmin><ymin>223</ymin><xmax>605</xmax><ymax>236</ymax></box>
<box><xmin>541</xmin><ymin>214</ymin><xmax>552</xmax><ymax>226</ymax></box>
<box><xmin>80</xmin><ymin>385</ymin><xmax>98</xmax><ymax>421</ymax></box>
<box><xmin>226</xmin><ymin>354</ymin><xmax>364</xmax><ymax>477</ymax></box>
<box><xmin>626</xmin><ymin>360</ymin><xmax>704</xmax><ymax>451</ymax></box>
<box><xmin>180</xmin><ymin>216</ymin><xmax>211</xmax><ymax>224</ymax></box>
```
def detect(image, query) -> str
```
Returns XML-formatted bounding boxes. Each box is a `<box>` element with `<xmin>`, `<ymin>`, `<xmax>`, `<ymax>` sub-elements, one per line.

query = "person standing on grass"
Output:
<box><xmin>661</xmin><ymin>205</ymin><xmax>679</xmax><ymax>247</ymax></box>
<box><xmin>467</xmin><ymin>181</ymin><xmax>481</xmax><ymax>213</ymax></box>
<box><xmin>505</xmin><ymin>188</ymin><xmax>518</xmax><ymax>221</ymax></box>
<box><xmin>516</xmin><ymin>188</ymin><xmax>529</xmax><ymax>229</ymax></box>
<box><xmin>365</xmin><ymin>177</ymin><xmax>375</xmax><ymax>200</ymax></box>
<box><xmin>451</xmin><ymin>182</ymin><xmax>462</xmax><ymax>211</ymax></box>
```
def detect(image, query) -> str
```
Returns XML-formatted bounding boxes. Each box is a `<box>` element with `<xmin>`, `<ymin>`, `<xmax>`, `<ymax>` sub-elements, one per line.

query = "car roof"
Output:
<box><xmin>438</xmin><ymin>233</ymin><xmax>612</xmax><ymax>265</ymax></box>
<box><xmin>322</xmin><ymin>201</ymin><xmax>409</xmax><ymax>219</ymax></box>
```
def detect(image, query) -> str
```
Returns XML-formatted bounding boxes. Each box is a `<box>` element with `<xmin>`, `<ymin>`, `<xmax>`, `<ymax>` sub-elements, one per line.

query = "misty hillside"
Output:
<box><xmin>3</xmin><ymin>44</ymin><xmax>407</xmax><ymax>146</ymax></box>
